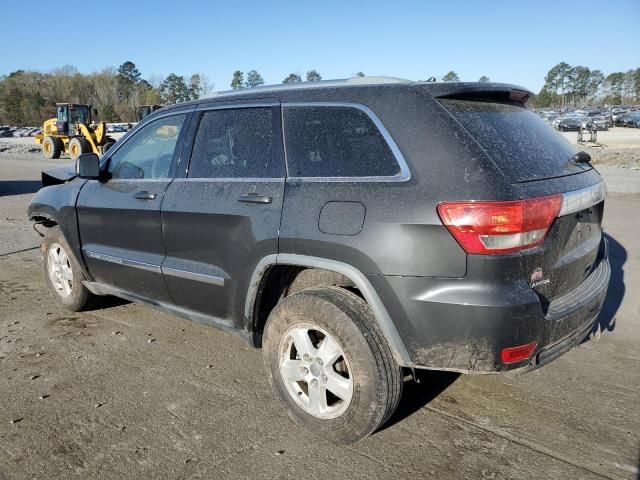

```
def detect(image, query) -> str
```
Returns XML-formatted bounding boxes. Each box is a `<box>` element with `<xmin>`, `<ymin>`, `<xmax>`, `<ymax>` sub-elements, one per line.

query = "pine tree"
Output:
<box><xmin>245</xmin><ymin>70</ymin><xmax>265</xmax><ymax>88</ymax></box>
<box><xmin>231</xmin><ymin>70</ymin><xmax>244</xmax><ymax>90</ymax></box>
<box><xmin>442</xmin><ymin>71</ymin><xmax>460</xmax><ymax>82</ymax></box>
<box><xmin>159</xmin><ymin>73</ymin><xmax>189</xmax><ymax>104</ymax></box>
<box><xmin>188</xmin><ymin>74</ymin><xmax>202</xmax><ymax>100</ymax></box>
<box><xmin>283</xmin><ymin>73</ymin><xmax>302</xmax><ymax>83</ymax></box>
<box><xmin>306</xmin><ymin>70</ymin><xmax>322</xmax><ymax>81</ymax></box>
<box><xmin>117</xmin><ymin>61</ymin><xmax>141</xmax><ymax>84</ymax></box>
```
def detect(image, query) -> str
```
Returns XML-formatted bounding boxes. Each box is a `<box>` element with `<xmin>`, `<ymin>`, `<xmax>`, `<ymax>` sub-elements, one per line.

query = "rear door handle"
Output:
<box><xmin>238</xmin><ymin>193</ymin><xmax>272</xmax><ymax>204</ymax></box>
<box><xmin>133</xmin><ymin>191</ymin><xmax>157</xmax><ymax>200</ymax></box>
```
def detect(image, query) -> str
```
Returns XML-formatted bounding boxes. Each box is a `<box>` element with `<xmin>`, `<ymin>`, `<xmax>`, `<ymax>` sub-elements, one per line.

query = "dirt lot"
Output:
<box><xmin>0</xmin><ymin>133</ymin><xmax>639</xmax><ymax>479</ymax></box>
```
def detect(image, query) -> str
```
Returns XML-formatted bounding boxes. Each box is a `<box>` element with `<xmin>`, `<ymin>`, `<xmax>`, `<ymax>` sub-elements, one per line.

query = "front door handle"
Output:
<box><xmin>133</xmin><ymin>191</ymin><xmax>157</xmax><ymax>200</ymax></box>
<box><xmin>238</xmin><ymin>193</ymin><xmax>272</xmax><ymax>204</ymax></box>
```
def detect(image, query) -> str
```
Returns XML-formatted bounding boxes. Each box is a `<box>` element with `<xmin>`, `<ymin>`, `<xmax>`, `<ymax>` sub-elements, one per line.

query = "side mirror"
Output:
<box><xmin>76</xmin><ymin>153</ymin><xmax>100</xmax><ymax>179</ymax></box>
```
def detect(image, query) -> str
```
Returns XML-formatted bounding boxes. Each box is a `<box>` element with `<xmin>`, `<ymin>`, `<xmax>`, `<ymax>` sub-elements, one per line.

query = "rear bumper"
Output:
<box><xmin>369</xmin><ymin>237</ymin><xmax>610</xmax><ymax>373</ymax></box>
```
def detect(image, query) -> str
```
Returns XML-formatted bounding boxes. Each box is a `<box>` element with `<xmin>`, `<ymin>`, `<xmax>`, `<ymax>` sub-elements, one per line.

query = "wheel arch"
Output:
<box><xmin>28</xmin><ymin>205</ymin><xmax>59</xmax><ymax>225</ymax></box>
<box><xmin>245</xmin><ymin>253</ymin><xmax>414</xmax><ymax>367</ymax></box>
<box><xmin>27</xmin><ymin>181</ymin><xmax>92</xmax><ymax>281</ymax></box>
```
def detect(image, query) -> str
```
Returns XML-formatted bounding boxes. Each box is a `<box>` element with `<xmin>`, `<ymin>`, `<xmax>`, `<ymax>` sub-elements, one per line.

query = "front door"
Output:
<box><xmin>161</xmin><ymin>104</ymin><xmax>285</xmax><ymax>326</ymax></box>
<box><xmin>77</xmin><ymin>111</ymin><xmax>190</xmax><ymax>302</ymax></box>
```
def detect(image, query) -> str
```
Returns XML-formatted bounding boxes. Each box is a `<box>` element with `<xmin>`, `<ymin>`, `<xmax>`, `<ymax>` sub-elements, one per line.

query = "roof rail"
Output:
<box><xmin>200</xmin><ymin>76</ymin><xmax>413</xmax><ymax>99</ymax></box>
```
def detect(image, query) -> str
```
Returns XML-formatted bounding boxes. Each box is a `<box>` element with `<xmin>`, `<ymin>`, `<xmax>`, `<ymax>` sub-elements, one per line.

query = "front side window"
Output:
<box><xmin>283</xmin><ymin>105</ymin><xmax>400</xmax><ymax>178</ymax></box>
<box><xmin>108</xmin><ymin>114</ymin><xmax>185</xmax><ymax>180</ymax></box>
<box><xmin>188</xmin><ymin>107</ymin><xmax>281</xmax><ymax>179</ymax></box>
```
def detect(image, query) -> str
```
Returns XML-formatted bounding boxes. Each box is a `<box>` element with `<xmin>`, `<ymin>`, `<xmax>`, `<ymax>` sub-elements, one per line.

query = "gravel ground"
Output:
<box><xmin>0</xmin><ymin>136</ymin><xmax>639</xmax><ymax>479</ymax></box>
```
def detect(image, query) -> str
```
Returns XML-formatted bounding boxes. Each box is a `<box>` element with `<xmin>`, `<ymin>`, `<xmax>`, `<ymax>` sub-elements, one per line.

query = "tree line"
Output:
<box><xmin>2</xmin><ymin>61</ymin><xmax>638</xmax><ymax>126</ymax></box>
<box><xmin>231</xmin><ymin>69</ymin><xmax>325</xmax><ymax>89</ymax></box>
<box><xmin>535</xmin><ymin>62</ymin><xmax>640</xmax><ymax>108</ymax></box>
<box><xmin>0</xmin><ymin>61</ymin><xmax>212</xmax><ymax>126</ymax></box>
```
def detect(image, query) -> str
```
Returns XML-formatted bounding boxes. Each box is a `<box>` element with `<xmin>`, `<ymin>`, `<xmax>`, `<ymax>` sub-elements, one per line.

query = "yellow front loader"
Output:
<box><xmin>35</xmin><ymin>103</ymin><xmax>116</xmax><ymax>160</ymax></box>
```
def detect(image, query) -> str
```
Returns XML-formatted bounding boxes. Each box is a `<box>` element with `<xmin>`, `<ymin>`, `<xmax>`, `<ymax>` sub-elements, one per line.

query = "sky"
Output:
<box><xmin>1</xmin><ymin>0</ymin><xmax>638</xmax><ymax>93</ymax></box>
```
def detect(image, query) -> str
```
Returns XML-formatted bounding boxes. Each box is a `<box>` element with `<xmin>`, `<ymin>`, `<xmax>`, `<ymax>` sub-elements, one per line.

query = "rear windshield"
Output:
<box><xmin>439</xmin><ymin>99</ymin><xmax>590</xmax><ymax>183</ymax></box>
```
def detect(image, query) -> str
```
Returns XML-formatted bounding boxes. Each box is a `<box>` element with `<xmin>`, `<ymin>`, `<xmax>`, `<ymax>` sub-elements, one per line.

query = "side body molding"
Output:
<box><xmin>245</xmin><ymin>253</ymin><xmax>414</xmax><ymax>367</ymax></box>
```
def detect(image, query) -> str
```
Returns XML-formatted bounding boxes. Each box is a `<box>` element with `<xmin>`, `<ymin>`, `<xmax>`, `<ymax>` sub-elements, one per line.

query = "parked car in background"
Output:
<box><xmin>556</xmin><ymin>117</ymin><xmax>592</xmax><ymax>131</ymax></box>
<box><xmin>546</xmin><ymin>114</ymin><xmax>559</xmax><ymax>124</ymax></box>
<box><xmin>621</xmin><ymin>112</ymin><xmax>640</xmax><ymax>128</ymax></box>
<box><xmin>612</xmin><ymin>111</ymin><xmax>629</xmax><ymax>125</ymax></box>
<box><xmin>591</xmin><ymin>116</ymin><xmax>610</xmax><ymax>130</ymax></box>
<box><xmin>615</xmin><ymin>113</ymin><xmax>632</xmax><ymax>127</ymax></box>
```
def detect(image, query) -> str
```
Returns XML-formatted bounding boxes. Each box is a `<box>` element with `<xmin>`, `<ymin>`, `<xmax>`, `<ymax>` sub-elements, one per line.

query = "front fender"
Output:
<box><xmin>28</xmin><ymin>179</ymin><xmax>91</xmax><ymax>279</ymax></box>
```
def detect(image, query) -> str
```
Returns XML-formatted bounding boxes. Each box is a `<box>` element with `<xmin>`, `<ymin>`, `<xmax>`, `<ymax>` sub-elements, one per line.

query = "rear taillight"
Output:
<box><xmin>437</xmin><ymin>195</ymin><xmax>562</xmax><ymax>254</ymax></box>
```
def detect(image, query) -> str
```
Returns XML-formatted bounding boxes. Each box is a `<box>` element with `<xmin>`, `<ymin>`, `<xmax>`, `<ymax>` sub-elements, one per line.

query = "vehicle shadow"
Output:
<box><xmin>379</xmin><ymin>370</ymin><xmax>460</xmax><ymax>432</ymax></box>
<box><xmin>0</xmin><ymin>180</ymin><xmax>42</xmax><ymax>197</ymax></box>
<box><xmin>86</xmin><ymin>295</ymin><xmax>130</xmax><ymax>311</ymax></box>
<box><xmin>583</xmin><ymin>233</ymin><xmax>625</xmax><ymax>342</ymax></box>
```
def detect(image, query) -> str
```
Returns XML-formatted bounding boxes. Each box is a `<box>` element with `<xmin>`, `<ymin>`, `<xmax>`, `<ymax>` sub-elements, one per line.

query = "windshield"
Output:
<box><xmin>439</xmin><ymin>99</ymin><xmax>591</xmax><ymax>183</ymax></box>
<box><xmin>69</xmin><ymin>105</ymin><xmax>91</xmax><ymax>124</ymax></box>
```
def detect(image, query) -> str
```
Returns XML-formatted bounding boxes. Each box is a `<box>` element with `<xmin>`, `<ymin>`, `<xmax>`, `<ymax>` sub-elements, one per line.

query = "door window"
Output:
<box><xmin>283</xmin><ymin>105</ymin><xmax>400</xmax><ymax>178</ymax></box>
<box><xmin>108</xmin><ymin>114</ymin><xmax>186</xmax><ymax>179</ymax></box>
<box><xmin>188</xmin><ymin>108</ymin><xmax>282</xmax><ymax>179</ymax></box>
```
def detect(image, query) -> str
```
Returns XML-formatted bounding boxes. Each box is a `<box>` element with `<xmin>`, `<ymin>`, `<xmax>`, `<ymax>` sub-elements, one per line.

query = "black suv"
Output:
<box><xmin>28</xmin><ymin>78</ymin><xmax>610</xmax><ymax>444</ymax></box>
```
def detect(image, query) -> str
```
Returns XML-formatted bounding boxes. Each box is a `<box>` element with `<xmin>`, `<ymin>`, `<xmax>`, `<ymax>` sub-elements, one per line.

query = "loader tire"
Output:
<box><xmin>69</xmin><ymin>137</ymin><xmax>91</xmax><ymax>160</ymax></box>
<box><xmin>42</xmin><ymin>136</ymin><xmax>63</xmax><ymax>160</ymax></box>
<box><xmin>102</xmin><ymin>141</ymin><xmax>115</xmax><ymax>155</ymax></box>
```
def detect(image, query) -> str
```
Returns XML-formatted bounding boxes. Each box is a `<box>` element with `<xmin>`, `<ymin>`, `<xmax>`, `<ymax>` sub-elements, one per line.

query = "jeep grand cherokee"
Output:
<box><xmin>28</xmin><ymin>77</ymin><xmax>610</xmax><ymax>444</ymax></box>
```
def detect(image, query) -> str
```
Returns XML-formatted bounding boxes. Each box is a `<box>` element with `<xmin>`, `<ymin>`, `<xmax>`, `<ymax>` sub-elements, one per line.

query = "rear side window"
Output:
<box><xmin>283</xmin><ymin>105</ymin><xmax>400</xmax><ymax>178</ymax></box>
<box><xmin>188</xmin><ymin>107</ymin><xmax>282</xmax><ymax>179</ymax></box>
<box><xmin>439</xmin><ymin>99</ymin><xmax>587</xmax><ymax>183</ymax></box>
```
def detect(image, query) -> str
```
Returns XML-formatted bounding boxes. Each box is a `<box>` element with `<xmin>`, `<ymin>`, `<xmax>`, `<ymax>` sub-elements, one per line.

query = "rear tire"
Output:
<box><xmin>42</xmin><ymin>136</ymin><xmax>62</xmax><ymax>159</ymax></box>
<box><xmin>263</xmin><ymin>286</ymin><xmax>403</xmax><ymax>444</ymax></box>
<box><xmin>41</xmin><ymin>226</ymin><xmax>92</xmax><ymax>311</ymax></box>
<box><xmin>68</xmin><ymin>137</ymin><xmax>91</xmax><ymax>160</ymax></box>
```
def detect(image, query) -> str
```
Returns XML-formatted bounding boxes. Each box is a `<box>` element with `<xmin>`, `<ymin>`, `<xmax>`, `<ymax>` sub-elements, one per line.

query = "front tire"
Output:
<box><xmin>263</xmin><ymin>286</ymin><xmax>403</xmax><ymax>444</ymax></box>
<box><xmin>68</xmin><ymin>137</ymin><xmax>91</xmax><ymax>160</ymax></box>
<box><xmin>41</xmin><ymin>227</ymin><xmax>92</xmax><ymax>311</ymax></box>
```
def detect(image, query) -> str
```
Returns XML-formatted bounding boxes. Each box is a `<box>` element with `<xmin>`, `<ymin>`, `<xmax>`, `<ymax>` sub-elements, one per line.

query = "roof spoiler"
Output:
<box><xmin>418</xmin><ymin>82</ymin><xmax>533</xmax><ymax>104</ymax></box>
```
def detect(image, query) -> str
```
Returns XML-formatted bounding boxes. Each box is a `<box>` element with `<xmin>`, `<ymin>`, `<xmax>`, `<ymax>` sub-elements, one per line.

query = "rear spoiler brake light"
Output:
<box><xmin>424</xmin><ymin>82</ymin><xmax>533</xmax><ymax>104</ymax></box>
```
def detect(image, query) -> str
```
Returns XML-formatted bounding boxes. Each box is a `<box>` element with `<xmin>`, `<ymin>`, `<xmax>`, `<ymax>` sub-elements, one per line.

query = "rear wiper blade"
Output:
<box><xmin>570</xmin><ymin>151</ymin><xmax>592</xmax><ymax>164</ymax></box>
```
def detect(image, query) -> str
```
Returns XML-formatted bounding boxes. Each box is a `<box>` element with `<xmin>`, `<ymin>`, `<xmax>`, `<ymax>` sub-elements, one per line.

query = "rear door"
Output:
<box><xmin>160</xmin><ymin>103</ymin><xmax>285</xmax><ymax>326</ymax></box>
<box><xmin>77</xmin><ymin>111</ymin><xmax>190</xmax><ymax>301</ymax></box>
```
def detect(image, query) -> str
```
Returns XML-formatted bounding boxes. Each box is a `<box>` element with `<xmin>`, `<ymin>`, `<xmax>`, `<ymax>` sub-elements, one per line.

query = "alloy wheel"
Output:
<box><xmin>279</xmin><ymin>324</ymin><xmax>353</xmax><ymax>419</ymax></box>
<box><xmin>47</xmin><ymin>242</ymin><xmax>73</xmax><ymax>297</ymax></box>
